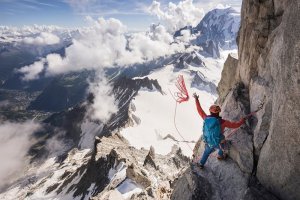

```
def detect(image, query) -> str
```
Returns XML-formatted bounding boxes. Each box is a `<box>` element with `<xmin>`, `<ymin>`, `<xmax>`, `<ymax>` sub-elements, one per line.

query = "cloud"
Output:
<box><xmin>16</xmin><ymin>17</ymin><xmax>187</xmax><ymax>129</ymax></box>
<box><xmin>87</xmin><ymin>74</ymin><xmax>118</xmax><ymax>122</ymax></box>
<box><xmin>121</xmin><ymin>24</ymin><xmax>185</xmax><ymax>65</ymax></box>
<box><xmin>0</xmin><ymin>100</ymin><xmax>10</xmax><ymax>108</ymax></box>
<box><xmin>148</xmin><ymin>0</ymin><xmax>205</xmax><ymax>33</ymax></box>
<box><xmin>45</xmin><ymin>130</ymin><xmax>74</xmax><ymax>157</ymax></box>
<box><xmin>22</xmin><ymin>32</ymin><xmax>60</xmax><ymax>45</ymax></box>
<box><xmin>193</xmin><ymin>0</ymin><xmax>242</xmax><ymax>12</ymax></box>
<box><xmin>18</xmin><ymin>17</ymin><xmax>185</xmax><ymax>80</ymax></box>
<box><xmin>0</xmin><ymin>121</ymin><xmax>41</xmax><ymax>191</ymax></box>
<box><xmin>215</xmin><ymin>3</ymin><xmax>231</xmax><ymax>9</ymax></box>
<box><xmin>177</xmin><ymin>29</ymin><xmax>197</xmax><ymax>43</ymax></box>
<box><xmin>17</xmin><ymin>59</ymin><xmax>45</xmax><ymax>80</ymax></box>
<box><xmin>0</xmin><ymin>25</ymin><xmax>71</xmax><ymax>45</ymax></box>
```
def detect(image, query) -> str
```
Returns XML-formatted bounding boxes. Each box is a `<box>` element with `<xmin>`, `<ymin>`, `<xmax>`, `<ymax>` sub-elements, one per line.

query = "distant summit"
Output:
<box><xmin>175</xmin><ymin>7</ymin><xmax>240</xmax><ymax>57</ymax></box>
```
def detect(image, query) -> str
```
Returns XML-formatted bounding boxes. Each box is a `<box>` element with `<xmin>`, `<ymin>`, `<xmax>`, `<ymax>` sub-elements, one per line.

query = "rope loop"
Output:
<box><xmin>174</xmin><ymin>75</ymin><xmax>189</xmax><ymax>103</ymax></box>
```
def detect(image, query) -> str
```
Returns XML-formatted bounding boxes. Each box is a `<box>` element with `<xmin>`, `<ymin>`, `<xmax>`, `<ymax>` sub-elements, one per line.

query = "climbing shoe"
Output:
<box><xmin>217</xmin><ymin>154</ymin><xmax>228</xmax><ymax>160</ymax></box>
<box><xmin>196</xmin><ymin>163</ymin><xmax>204</xmax><ymax>169</ymax></box>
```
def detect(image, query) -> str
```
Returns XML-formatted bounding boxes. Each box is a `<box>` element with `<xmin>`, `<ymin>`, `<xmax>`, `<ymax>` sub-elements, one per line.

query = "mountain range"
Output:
<box><xmin>1</xmin><ymin>2</ymin><xmax>299</xmax><ymax>200</ymax></box>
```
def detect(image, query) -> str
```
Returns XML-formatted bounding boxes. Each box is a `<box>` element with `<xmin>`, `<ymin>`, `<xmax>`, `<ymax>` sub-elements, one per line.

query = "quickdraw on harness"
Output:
<box><xmin>169</xmin><ymin>75</ymin><xmax>194</xmax><ymax>153</ymax></box>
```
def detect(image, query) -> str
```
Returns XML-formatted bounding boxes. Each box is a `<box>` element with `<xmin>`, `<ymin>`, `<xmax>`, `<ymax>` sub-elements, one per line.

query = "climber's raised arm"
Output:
<box><xmin>193</xmin><ymin>93</ymin><xmax>207</xmax><ymax>120</ymax></box>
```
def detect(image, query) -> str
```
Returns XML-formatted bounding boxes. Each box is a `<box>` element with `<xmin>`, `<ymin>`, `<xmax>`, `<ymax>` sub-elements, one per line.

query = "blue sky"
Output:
<box><xmin>0</xmin><ymin>0</ymin><xmax>242</xmax><ymax>30</ymax></box>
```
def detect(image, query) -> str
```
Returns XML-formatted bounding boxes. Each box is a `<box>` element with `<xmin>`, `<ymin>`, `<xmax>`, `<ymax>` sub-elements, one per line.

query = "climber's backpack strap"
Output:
<box><xmin>203</xmin><ymin>117</ymin><xmax>222</xmax><ymax>147</ymax></box>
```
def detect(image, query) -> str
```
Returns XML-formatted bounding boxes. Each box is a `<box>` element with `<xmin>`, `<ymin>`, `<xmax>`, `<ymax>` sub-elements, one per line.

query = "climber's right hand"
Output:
<box><xmin>242</xmin><ymin>117</ymin><xmax>247</xmax><ymax>123</ymax></box>
<box><xmin>193</xmin><ymin>93</ymin><xmax>199</xmax><ymax>99</ymax></box>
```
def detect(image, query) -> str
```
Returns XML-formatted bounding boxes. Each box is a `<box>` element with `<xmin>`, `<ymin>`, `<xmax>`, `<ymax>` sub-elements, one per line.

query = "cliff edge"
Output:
<box><xmin>172</xmin><ymin>1</ymin><xmax>300</xmax><ymax>199</ymax></box>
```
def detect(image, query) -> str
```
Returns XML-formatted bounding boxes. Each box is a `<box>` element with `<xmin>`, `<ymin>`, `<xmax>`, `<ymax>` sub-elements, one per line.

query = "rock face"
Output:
<box><xmin>191</xmin><ymin>70</ymin><xmax>217</xmax><ymax>95</ymax></box>
<box><xmin>89</xmin><ymin>134</ymin><xmax>190</xmax><ymax>199</ymax></box>
<box><xmin>171</xmin><ymin>167</ymin><xmax>213</xmax><ymax>200</ymax></box>
<box><xmin>216</xmin><ymin>0</ymin><xmax>300</xmax><ymax>199</ymax></box>
<box><xmin>173</xmin><ymin>1</ymin><xmax>300</xmax><ymax>200</ymax></box>
<box><xmin>238</xmin><ymin>1</ymin><xmax>300</xmax><ymax>200</ymax></box>
<box><xmin>23</xmin><ymin>133</ymin><xmax>191</xmax><ymax>200</ymax></box>
<box><xmin>220</xmin><ymin>83</ymin><xmax>253</xmax><ymax>174</ymax></box>
<box><xmin>217</xmin><ymin>53</ymin><xmax>238</xmax><ymax>104</ymax></box>
<box><xmin>173</xmin><ymin>138</ymin><xmax>256</xmax><ymax>200</ymax></box>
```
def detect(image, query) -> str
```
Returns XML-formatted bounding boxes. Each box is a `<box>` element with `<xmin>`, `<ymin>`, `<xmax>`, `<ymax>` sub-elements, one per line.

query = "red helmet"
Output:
<box><xmin>209</xmin><ymin>105</ymin><xmax>221</xmax><ymax>114</ymax></box>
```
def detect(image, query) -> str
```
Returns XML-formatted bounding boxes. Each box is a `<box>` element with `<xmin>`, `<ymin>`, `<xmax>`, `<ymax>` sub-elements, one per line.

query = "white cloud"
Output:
<box><xmin>45</xmin><ymin>131</ymin><xmax>73</xmax><ymax>157</ymax></box>
<box><xmin>18</xmin><ymin>59</ymin><xmax>45</xmax><ymax>80</ymax></box>
<box><xmin>177</xmin><ymin>29</ymin><xmax>196</xmax><ymax>43</ymax></box>
<box><xmin>0</xmin><ymin>121</ymin><xmax>41</xmax><ymax>191</ymax></box>
<box><xmin>148</xmin><ymin>0</ymin><xmax>205</xmax><ymax>33</ymax></box>
<box><xmin>215</xmin><ymin>3</ymin><xmax>231</xmax><ymax>9</ymax></box>
<box><xmin>18</xmin><ymin>17</ymin><xmax>186</xmax><ymax>80</ymax></box>
<box><xmin>22</xmin><ymin>32</ymin><xmax>60</xmax><ymax>45</ymax></box>
<box><xmin>87</xmin><ymin>75</ymin><xmax>118</xmax><ymax>122</ymax></box>
<box><xmin>194</xmin><ymin>0</ymin><xmax>242</xmax><ymax>13</ymax></box>
<box><xmin>16</xmin><ymin>17</ymin><xmax>187</xmax><ymax>127</ymax></box>
<box><xmin>122</xmin><ymin>24</ymin><xmax>185</xmax><ymax>65</ymax></box>
<box><xmin>45</xmin><ymin>17</ymin><xmax>128</xmax><ymax>76</ymax></box>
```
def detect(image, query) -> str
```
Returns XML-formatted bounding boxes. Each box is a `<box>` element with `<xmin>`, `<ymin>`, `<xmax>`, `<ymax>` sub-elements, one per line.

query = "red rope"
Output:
<box><xmin>173</xmin><ymin>101</ymin><xmax>194</xmax><ymax>152</ymax></box>
<box><xmin>174</xmin><ymin>75</ymin><xmax>189</xmax><ymax>103</ymax></box>
<box><xmin>168</xmin><ymin>75</ymin><xmax>194</xmax><ymax>154</ymax></box>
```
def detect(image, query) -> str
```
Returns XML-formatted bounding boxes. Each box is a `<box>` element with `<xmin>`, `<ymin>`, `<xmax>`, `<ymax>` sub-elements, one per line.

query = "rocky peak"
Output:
<box><xmin>174</xmin><ymin>7</ymin><xmax>240</xmax><ymax>58</ymax></box>
<box><xmin>217</xmin><ymin>53</ymin><xmax>238</xmax><ymax>104</ymax></box>
<box><xmin>90</xmin><ymin>133</ymin><xmax>190</xmax><ymax>199</ymax></box>
<box><xmin>194</xmin><ymin>7</ymin><xmax>240</xmax><ymax>50</ymax></box>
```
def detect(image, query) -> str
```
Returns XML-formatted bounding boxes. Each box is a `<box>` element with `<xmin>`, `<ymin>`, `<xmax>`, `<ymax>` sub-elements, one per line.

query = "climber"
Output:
<box><xmin>193</xmin><ymin>93</ymin><xmax>246</xmax><ymax>169</ymax></box>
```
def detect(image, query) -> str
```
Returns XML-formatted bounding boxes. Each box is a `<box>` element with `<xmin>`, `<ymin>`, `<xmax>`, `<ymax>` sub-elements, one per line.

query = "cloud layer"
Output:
<box><xmin>87</xmin><ymin>75</ymin><xmax>118</xmax><ymax>122</ymax></box>
<box><xmin>18</xmin><ymin>59</ymin><xmax>46</xmax><ymax>80</ymax></box>
<box><xmin>148</xmin><ymin>0</ymin><xmax>205</xmax><ymax>33</ymax></box>
<box><xmin>15</xmin><ymin>15</ymin><xmax>192</xmax><ymax>123</ymax></box>
<box><xmin>0</xmin><ymin>121</ymin><xmax>41</xmax><ymax>191</ymax></box>
<box><xmin>18</xmin><ymin>17</ymin><xmax>185</xmax><ymax>80</ymax></box>
<box><xmin>22</xmin><ymin>32</ymin><xmax>60</xmax><ymax>45</ymax></box>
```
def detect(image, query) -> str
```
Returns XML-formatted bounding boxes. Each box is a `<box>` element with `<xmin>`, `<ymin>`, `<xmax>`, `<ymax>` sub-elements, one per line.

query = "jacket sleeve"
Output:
<box><xmin>222</xmin><ymin>118</ymin><xmax>245</xmax><ymax>129</ymax></box>
<box><xmin>195</xmin><ymin>98</ymin><xmax>207</xmax><ymax>120</ymax></box>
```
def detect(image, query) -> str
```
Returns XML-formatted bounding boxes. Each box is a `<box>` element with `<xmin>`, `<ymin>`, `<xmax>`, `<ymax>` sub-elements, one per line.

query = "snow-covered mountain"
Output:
<box><xmin>0</xmin><ymin>47</ymin><xmax>236</xmax><ymax>200</ymax></box>
<box><xmin>175</xmin><ymin>7</ymin><xmax>240</xmax><ymax>57</ymax></box>
<box><xmin>2</xmin><ymin>2</ymin><xmax>299</xmax><ymax>198</ymax></box>
<box><xmin>0</xmin><ymin>25</ymin><xmax>79</xmax><ymax>45</ymax></box>
<box><xmin>194</xmin><ymin>7</ymin><xmax>240</xmax><ymax>49</ymax></box>
<box><xmin>0</xmin><ymin>7</ymin><xmax>240</xmax><ymax>200</ymax></box>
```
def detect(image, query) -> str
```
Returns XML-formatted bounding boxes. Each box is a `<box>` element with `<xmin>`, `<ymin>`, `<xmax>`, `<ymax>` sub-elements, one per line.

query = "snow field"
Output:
<box><xmin>120</xmin><ymin>50</ymin><xmax>236</xmax><ymax>157</ymax></box>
